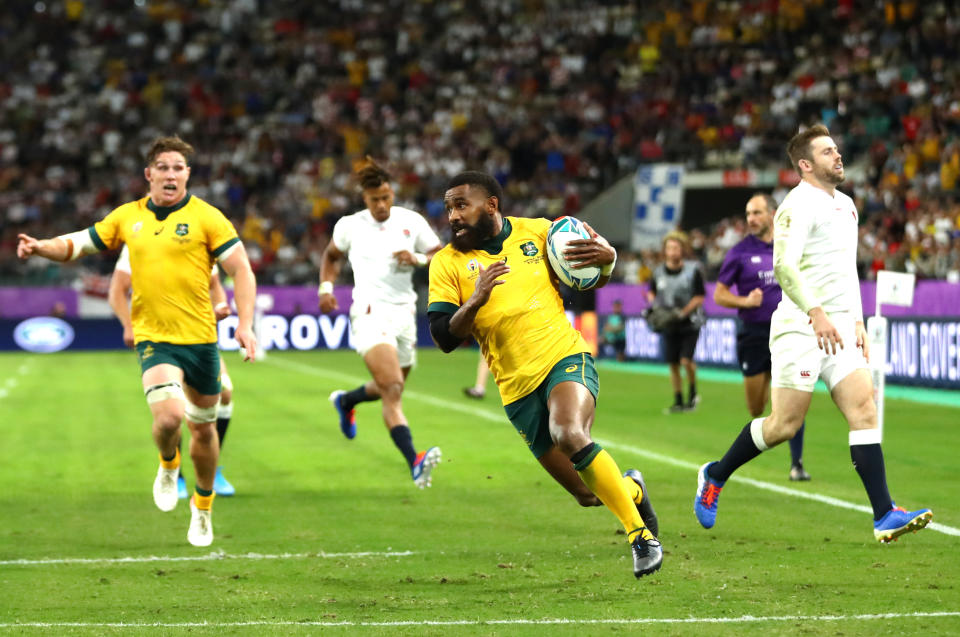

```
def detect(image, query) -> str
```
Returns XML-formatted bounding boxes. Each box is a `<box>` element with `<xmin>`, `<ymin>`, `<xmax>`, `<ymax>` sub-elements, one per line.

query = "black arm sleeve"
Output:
<box><xmin>692</xmin><ymin>268</ymin><xmax>706</xmax><ymax>296</ymax></box>
<box><xmin>428</xmin><ymin>311</ymin><xmax>463</xmax><ymax>353</ymax></box>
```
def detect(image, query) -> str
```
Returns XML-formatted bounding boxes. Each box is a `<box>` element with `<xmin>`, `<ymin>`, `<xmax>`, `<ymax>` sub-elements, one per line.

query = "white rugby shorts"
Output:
<box><xmin>349</xmin><ymin>302</ymin><xmax>418</xmax><ymax>367</ymax></box>
<box><xmin>770</xmin><ymin>310</ymin><xmax>868</xmax><ymax>392</ymax></box>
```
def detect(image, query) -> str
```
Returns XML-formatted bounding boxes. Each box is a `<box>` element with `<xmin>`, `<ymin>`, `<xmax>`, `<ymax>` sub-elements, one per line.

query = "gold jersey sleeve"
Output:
<box><xmin>428</xmin><ymin>217</ymin><xmax>589</xmax><ymax>405</ymax></box>
<box><xmin>92</xmin><ymin>195</ymin><xmax>240</xmax><ymax>345</ymax></box>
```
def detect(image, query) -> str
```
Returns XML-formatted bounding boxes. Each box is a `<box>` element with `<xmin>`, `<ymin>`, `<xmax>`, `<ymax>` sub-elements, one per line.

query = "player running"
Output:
<box><xmin>694</xmin><ymin>125</ymin><xmax>932</xmax><ymax>543</ymax></box>
<box><xmin>319</xmin><ymin>159</ymin><xmax>443</xmax><ymax>488</ymax></box>
<box><xmin>428</xmin><ymin>171</ymin><xmax>662</xmax><ymax>578</ymax></box>
<box><xmin>18</xmin><ymin>135</ymin><xmax>257</xmax><ymax>547</ymax></box>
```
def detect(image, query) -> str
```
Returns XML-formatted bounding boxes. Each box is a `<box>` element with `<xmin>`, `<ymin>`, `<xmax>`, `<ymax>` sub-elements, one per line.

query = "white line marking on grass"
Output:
<box><xmin>264</xmin><ymin>356</ymin><xmax>960</xmax><ymax>538</ymax></box>
<box><xmin>0</xmin><ymin>550</ymin><xmax>413</xmax><ymax>567</ymax></box>
<box><xmin>3</xmin><ymin>611</ymin><xmax>959</xmax><ymax>628</ymax></box>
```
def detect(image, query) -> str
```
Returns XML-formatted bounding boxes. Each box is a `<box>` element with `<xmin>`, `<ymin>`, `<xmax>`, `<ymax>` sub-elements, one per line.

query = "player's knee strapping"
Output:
<box><xmin>185</xmin><ymin>399</ymin><xmax>220</xmax><ymax>424</ymax></box>
<box><xmin>220</xmin><ymin>372</ymin><xmax>233</xmax><ymax>394</ymax></box>
<box><xmin>145</xmin><ymin>381</ymin><xmax>185</xmax><ymax>404</ymax></box>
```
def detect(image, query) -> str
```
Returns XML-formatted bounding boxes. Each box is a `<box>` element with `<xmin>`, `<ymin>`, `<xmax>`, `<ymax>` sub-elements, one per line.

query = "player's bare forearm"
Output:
<box><xmin>17</xmin><ymin>235</ymin><xmax>70</xmax><ymax>262</ymax></box>
<box><xmin>713</xmin><ymin>282</ymin><xmax>752</xmax><ymax>309</ymax></box>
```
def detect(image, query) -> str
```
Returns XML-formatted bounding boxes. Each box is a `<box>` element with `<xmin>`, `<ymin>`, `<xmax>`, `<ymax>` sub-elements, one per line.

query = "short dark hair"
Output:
<box><xmin>750</xmin><ymin>192</ymin><xmax>778</xmax><ymax>213</ymax></box>
<box><xmin>446</xmin><ymin>171</ymin><xmax>503</xmax><ymax>211</ymax></box>
<box><xmin>786</xmin><ymin>124</ymin><xmax>831</xmax><ymax>173</ymax></box>
<box><xmin>356</xmin><ymin>157</ymin><xmax>391</xmax><ymax>190</ymax></box>
<box><xmin>146</xmin><ymin>135</ymin><xmax>194</xmax><ymax>165</ymax></box>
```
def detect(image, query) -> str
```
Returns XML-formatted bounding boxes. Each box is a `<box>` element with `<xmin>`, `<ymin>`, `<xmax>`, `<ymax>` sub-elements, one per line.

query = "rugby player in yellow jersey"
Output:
<box><xmin>17</xmin><ymin>135</ymin><xmax>257</xmax><ymax>547</ymax></box>
<box><xmin>427</xmin><ymin>171</ymin><xmax>663</xmax><ymax>578</ymax></box>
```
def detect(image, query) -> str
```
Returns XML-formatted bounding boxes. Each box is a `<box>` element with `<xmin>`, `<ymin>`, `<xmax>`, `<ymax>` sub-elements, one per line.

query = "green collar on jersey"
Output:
<box><xmin>147</xmin><ymin>193</ymin><xmax>192</xmax><ymax>220</ymax></box>
<box><xmin>478</xmin><ymin>217</ymin><xmax>512</xmax><ymax>255</ymax></box>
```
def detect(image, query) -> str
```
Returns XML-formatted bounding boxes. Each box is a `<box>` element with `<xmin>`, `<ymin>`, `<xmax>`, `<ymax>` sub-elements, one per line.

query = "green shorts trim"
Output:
<box><xmin>503</xmin><ymin>352</ymin><xmax>600</xmax><ymax>459</ymax></box>
<box><xmin>136</xmin><ymin>341</ymin><xmax>221</xmax><ymax>396</ymax></box>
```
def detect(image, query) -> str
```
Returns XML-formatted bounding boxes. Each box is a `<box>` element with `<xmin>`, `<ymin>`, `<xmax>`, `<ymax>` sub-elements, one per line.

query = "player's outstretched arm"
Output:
<box><xmin>17</xmin><ymin>230</ymin><xmax>98</xmax><ymax>262</ymax></box>
<box><xmin>220</xmin><ymin>245</ymin><xmax>258</xmax><ymax>361</ymax></box>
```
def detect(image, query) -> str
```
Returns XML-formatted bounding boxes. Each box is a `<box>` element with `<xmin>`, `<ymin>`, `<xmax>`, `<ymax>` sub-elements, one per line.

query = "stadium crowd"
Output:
<box><xmin>2</xmin><ymin>0</ymin><xmax>960</xmax><ymax>286</ymax></box>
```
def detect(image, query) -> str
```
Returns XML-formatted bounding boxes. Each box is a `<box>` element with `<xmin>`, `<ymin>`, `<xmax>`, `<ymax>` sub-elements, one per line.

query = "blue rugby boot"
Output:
<box><xmin>329</xmin><ymin>390</ymin><xmax>357</xmax><ymax>439</ymax></box>
<box><xmin>874</xmin><ymin>505</ymin><xmax>933</xmax><ymax>543</ymax></box>
<box><xmin>694</xmin><ymin>462</ymin><xmax>725</xmax><ymax>529</ymax></box>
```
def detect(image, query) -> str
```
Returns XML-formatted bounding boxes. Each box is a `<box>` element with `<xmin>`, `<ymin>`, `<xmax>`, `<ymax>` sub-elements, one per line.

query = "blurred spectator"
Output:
<box><xmin>3</xmin><ymin>1</ymin><xmax>960</xmax><ymax>285</ymax></box>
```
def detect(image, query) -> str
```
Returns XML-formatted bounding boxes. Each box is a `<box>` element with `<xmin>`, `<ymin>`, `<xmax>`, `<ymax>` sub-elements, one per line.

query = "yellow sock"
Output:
<box><xmin>159</xmin><ymin>448</ymin><xmax>180</xmax><ymax>470</ymax></box>
<box><xmin>576</xmin><ymin>448</ymin><xmax>653</xmax><ymax>542</ymax></box>
<box><xmin>193</xmin><ymin>491</ymin><xmax>215</xmax><ymax>511</ymax></box>
<box><xmin>622</xmin><ymin>475</ymin><xmax>643</xmax><ymax>504</ymax></box>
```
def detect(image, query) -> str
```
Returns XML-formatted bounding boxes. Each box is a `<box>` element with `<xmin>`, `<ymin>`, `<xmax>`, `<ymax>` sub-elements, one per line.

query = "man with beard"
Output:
<box><xmin>427</xmin><ymin>171</ymin><xmax>663</xmax><ymax>578</ymax></box>
<box><xmin>714</xmin><ymin>193</ymin><xmax>811</xmax><ymax>481</ymax></box>
<box><xmin>319</xmin><ymin>159</ymin><xmax>444</xmax><ymax>488</ymax></box>
<box><xmin>695</xmin><ymin>125</ymin><xmax>932</xmax><ymax>543</ymax></box>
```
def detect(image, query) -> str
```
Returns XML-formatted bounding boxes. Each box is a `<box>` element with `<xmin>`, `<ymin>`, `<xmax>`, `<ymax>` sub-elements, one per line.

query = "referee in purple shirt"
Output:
<box><xmin>714</xmin><ymin>193</ymin><xmax>811</xmax><ymax>482</ymax></box>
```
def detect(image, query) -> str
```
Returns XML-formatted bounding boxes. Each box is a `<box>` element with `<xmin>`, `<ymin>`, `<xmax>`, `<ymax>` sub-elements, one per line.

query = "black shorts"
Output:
<box><xmin>736</xmin><ymin>321</ymin><xmax>772</xmax><ymax>377</ymax></box>
<box><xmin>662</xmin><ymin>329</ymin><xmax>700</xmax><ymax>364</ymax></box>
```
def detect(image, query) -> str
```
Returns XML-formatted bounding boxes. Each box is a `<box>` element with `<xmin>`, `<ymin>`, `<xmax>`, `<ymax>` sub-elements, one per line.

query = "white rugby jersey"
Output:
<box><xmin>772</xmin><ymin>180</ymin><xmax>863</xmax><ymax>321</ymax></box>
<box><xmin>332</xmin><ymin>206</ymin><xmax>441</xmax><ymax>308</ymax></box>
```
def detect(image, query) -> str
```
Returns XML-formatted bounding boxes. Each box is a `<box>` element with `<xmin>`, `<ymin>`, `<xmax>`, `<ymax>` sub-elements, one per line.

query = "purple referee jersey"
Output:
<box><xmin>716</xmin><ymin>234</ymin><xmax>781</xmax><ymax>323</ymax></box>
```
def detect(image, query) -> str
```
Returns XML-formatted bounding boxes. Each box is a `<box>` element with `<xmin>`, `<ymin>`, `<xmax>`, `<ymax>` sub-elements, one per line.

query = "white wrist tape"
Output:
<box><xmin>414</xmin><ymin>253</ymin><xmax>428</xmax><ymax>266</ymax></box>
<box><xmin>57</xmin><ymin>229</ymin><xmax>97</xmax><ymax>261</ymax></box>
<box><xmin>318</xmin><ymin>281</ymin><xmax>334</xmax><ymax>296</ymax></box>
<box><xmin>600</xmin><ymin>250</ymin><xmax>617</xmax><ymax>276</ymax></box>
<box><xmin>214</xmin><ymin>302</ymin><xmax>229</xmax><ymax>312</ymax></box>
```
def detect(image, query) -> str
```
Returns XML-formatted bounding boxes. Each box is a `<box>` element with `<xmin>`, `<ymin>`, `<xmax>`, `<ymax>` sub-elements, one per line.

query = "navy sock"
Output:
<box><xmin>710</xmin><ymin>422</ymin><xmax>764</xmax><ymax>483</ymax></box>
<box><xmin>850</xmin><ymin>443</ymin><xmax>893</xmax><ymax>520</ymax></box>
<box><xmin>673</xmin><ymin>391</ymin><xmax>683</xmax><ymax>406</ymax></box>
<box><xmin>343</xmin><ymin>385</ymin><xmax>375</xmax><ymax>411</ymax></box>
<box><xmin>389</xmin><ymin>425</ymin><xmax>418</xmax><ymax>469</ymax></box>
<box><xmin>788</xmin><ymin>420</ymin><xmax>805</xmax><ymax>465</ymax></box>
<box><xmin>688</xmin><ymin>383</ymin><xmax>697</xmax><ymax>401</ymax></box>
<box><xmin>216</xmin><ymin>417</ymin><xmax>230</xmax><ymax>449</ymax></box>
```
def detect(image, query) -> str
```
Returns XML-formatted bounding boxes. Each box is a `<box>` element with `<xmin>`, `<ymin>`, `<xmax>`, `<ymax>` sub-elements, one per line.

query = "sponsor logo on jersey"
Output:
<box><xmin>132</xmin><ymin>221</ymin><xmax>143</xmax><ymax>234</ymax></box>
<box><xmin>800</xmin><ymin>370</ymin><xmax>811</xmax><ymax>378</ymax></box>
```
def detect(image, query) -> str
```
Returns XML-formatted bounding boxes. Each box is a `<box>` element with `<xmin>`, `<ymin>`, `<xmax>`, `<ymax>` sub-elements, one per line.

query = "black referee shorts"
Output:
<box><xmin>736</xmin><ymin>321</ymin><xmax>772</xmax><ymax>377</ymax></box>
<box><xmin>662</xmin><ymin>328</ymin><xmax>700</xmax><ymax>364</ymax></box>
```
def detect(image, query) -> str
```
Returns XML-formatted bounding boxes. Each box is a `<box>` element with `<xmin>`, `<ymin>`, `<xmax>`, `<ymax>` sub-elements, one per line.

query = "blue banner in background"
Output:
<box><xmin>4</xmin><ymin>314</ymin><xmax>958</xmax><ymax>389</ymax></box>
<box><xmin>1</xmin><ymin>315</ymin><xmax>436</xmax><ymax>354</ymax></box>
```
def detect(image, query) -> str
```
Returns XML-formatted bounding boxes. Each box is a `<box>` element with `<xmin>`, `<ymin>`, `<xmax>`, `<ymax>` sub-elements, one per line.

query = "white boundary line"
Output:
<box><xmin>267</xmin><ymin>356</ymin><xmax>960</xmax><ymax>538</ymax></box>
<box><xmin>0</xmin><ymin>550</ymin><xmax>413</xmax><ymax>567</ymax></box>
<box><xmin>2</xmin><ymin>611</ymin><xmax>959</xmax><ymax>628</ymax></box>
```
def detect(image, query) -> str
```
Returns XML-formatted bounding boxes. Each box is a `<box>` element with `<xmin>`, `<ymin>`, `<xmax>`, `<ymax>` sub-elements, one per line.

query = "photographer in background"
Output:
<box><xmin>646</xmin><ymin>232</ymin><xmax>705</xmax><ymax>413</ymax></box>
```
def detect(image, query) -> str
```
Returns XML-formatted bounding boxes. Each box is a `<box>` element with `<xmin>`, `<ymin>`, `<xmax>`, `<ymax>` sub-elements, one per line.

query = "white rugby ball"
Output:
<box><xmin>546</xmin><ymin>216</ymin><xmax>601</xmax><ymax>290</ymax></box>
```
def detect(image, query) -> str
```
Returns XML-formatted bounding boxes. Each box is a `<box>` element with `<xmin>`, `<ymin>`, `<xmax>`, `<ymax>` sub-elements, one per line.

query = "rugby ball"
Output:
<box><xmin>546</xmin><ymin>216</ymin><xmax>601</xmax><ymax>290</ymax></box>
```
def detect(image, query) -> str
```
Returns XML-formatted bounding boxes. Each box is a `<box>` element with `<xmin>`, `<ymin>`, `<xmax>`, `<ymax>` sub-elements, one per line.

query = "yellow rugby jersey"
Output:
<box><xmin>428</xmin><ymin>217</ymin><xmax>589</xmax><ymax>404</ymax></box>
<box><xmin>90</xmin><ymin>194</ymin><xmax>240</xmax><ymax>345</ymax></box>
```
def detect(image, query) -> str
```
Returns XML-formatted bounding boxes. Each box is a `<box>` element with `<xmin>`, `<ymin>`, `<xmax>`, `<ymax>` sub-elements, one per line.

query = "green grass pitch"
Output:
<box><xmin>0</xmin><ymin>348</ymin><xmax>957</xmax><ymax>636</ymax></box>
